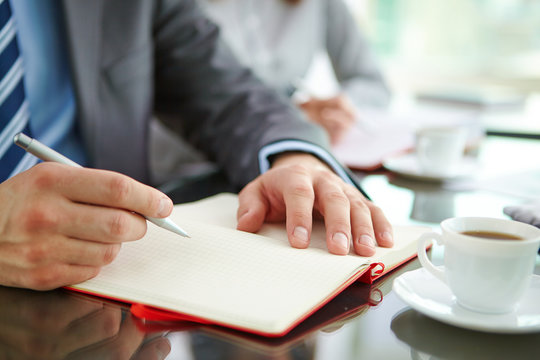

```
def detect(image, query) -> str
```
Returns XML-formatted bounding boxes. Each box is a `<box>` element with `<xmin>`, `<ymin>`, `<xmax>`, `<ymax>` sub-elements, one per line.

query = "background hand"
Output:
<box><xmin>236</xmin><ymin>153</ymin><xmax>393</xmax><ymax>256</ymax></box>
<box><xmin>298</xmin><ymin>94</ymin><xmax>356</xmax><ymax>145</ymax></box>
<box><xmin>0</xmin><ymin>162</ymin><xmax>173</xmax><ymax>290</ymax></box>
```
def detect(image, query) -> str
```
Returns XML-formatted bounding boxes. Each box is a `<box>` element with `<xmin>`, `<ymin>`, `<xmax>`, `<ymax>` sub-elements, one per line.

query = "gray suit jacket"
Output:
<box><xmin>62</xmin><ymin>0</ymin><xmax>329</xmax><ymax>187</ymax></box>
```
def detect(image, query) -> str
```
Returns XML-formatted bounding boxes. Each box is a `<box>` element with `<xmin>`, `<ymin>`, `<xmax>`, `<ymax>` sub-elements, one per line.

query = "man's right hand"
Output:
<box><xmin>0</xmin><ymin>162</ymin><xmax>173</xmax><ymax>290</ymax></box>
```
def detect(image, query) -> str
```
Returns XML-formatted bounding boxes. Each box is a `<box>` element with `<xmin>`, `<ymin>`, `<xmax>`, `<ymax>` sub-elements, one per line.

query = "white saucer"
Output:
<box><xmin>393</xmin><ymin>267</ymin><xmax>540</xmax><ymax>333</ymax></box>
<box><xmin>383</xmin><ymin>154</ymin><xmax>478</xmax><ymax>182</ymax></box>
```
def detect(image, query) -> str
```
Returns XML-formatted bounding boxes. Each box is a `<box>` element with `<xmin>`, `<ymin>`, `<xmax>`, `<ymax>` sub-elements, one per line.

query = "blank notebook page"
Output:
<box><xmin>72</xmin><ymin>194</ymin><xmax>427</xmax><ymax>335</ymax></box>
<box><xmin>73</xmin><ymin>219</ymin><xmax>370</xmax><ymax>334</ymax></box>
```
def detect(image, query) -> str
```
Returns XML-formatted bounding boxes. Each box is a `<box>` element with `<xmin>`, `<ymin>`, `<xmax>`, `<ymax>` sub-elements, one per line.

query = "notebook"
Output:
<box><xmin>68</xmin><ymin>193</ymin><xmax>430</xmax><ymax>337</ymax></box>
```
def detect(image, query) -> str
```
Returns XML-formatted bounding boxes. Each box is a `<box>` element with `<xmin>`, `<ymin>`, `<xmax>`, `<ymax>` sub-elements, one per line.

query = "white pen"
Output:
<box><xmin>13</xmin><ymin>133</ymin><xmax>190</xmax><ymax>238</ymax></box>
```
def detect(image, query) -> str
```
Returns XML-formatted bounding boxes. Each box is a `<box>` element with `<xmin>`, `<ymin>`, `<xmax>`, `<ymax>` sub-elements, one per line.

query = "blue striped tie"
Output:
<box><xmin>0</xmin><ymin>0</ymin><xmax>36</xmax><ymax>182</ymax></box>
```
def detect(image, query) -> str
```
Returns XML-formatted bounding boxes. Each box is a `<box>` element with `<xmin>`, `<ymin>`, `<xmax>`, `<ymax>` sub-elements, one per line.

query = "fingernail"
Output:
<box><xmin>381</xmin><ymin>231</ymin><xmax>393</xmax><ymax>246</ymax></box>
<box><xmin>158</xmin><ymin>197</ymin><xmax>173</xmax><ymax>217</ymax></box>
<box><xmin>293</xmin><ymin>226</ymin><xmax>309</xmax><ymax>246</ymax></box>
<box><xmin>359</xmin><ymin>235</ymin><xmax>375</xmax><ymax>248</ymax></box>
<box><xmin>332</xmin><ymin>232</ymin><xmax>349</xmax><ymax>252</ymax></box>
<box><xmin>237</xmin><ymin>209</ymin><xmax>249</xmax><ymax>221</ymax></box>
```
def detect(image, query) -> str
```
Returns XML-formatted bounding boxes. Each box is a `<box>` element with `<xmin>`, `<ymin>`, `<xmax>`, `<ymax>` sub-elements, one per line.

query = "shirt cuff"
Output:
<box><xmin>258</xmin><ymin>140</ymin><xmax>355</xmax><ymax>187</ymax></box>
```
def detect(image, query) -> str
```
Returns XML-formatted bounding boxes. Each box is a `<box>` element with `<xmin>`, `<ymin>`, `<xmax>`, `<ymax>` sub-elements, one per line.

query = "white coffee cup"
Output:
<box><xmin>415</xmin><ymin>126</ymin><xmax>467</xmax><ymax>176</ymax></box>
<box><xmin>417</xmin><ymin>217</ymin><xmax>540</xmax><ymax>314</ymax></box>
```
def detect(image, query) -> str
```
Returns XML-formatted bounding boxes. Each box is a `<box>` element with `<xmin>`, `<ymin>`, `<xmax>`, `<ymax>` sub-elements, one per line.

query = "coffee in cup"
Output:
<box><xmin>417</xmin><ymin>217</ymin><xmax>540</xmax><ymax>314</ymax></box>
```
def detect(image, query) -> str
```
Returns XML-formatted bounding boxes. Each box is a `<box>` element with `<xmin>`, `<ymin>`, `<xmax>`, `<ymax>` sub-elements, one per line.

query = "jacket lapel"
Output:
<box><xmin>61</xmin><ymin>0</ymin><xmax>104</xmax><ymax>161</ymax></box>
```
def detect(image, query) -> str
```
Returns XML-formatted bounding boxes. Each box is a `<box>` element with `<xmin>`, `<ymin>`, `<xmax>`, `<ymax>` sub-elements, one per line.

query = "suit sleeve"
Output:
<box><xmin>325</xmin><ymin>0</ymin><xmax>391</xmax><ymax>107</ymax></box>
<box><xmin>152</xmin><ymin>0</ymin><xmax>332</xmax><ymax>187</ymax></box>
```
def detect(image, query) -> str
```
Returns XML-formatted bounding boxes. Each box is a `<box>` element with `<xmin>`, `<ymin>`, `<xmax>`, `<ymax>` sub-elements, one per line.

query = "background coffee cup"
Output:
<box><xmin>417</xmin><ymin>217</ymin><xmax>540</xmax><ymax>314</ymax></box>
<box><xmin>415</xmin><ymin>126</ymin><xmax>467</xmax><ymax>176</ymax></box>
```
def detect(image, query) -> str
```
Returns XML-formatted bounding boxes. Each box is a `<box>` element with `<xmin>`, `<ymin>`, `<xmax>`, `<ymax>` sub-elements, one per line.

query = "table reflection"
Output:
<box><xmin>0</xmin><ymin>287</ymin><xmax>170</xmax><ymax>360</ymax></box>
<box><xmin>388</xmin><ymin>176</ymin><xmax>458</xmax><ymax>223</ymax></box>
<box><xmin>391</xmin><ymin>308</ymin><xmax>540</xmax><ymax>360</ymax></box>
<box><xmin>160</xmin><ymin>279</ymin><xmax>388</xmax><ymax>359</ymax></box>
<box><xmin>0</xmin><ymin>276</ymin><xmax>390</xmax><ymax>360</ymax></box>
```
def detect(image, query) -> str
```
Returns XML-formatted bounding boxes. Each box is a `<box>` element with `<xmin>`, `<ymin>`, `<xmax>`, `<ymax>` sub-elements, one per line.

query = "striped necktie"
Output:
<box><xmin>0</xmin><ymin>0</ymin><xmax>36</xmax><ymax>182</ymax></box>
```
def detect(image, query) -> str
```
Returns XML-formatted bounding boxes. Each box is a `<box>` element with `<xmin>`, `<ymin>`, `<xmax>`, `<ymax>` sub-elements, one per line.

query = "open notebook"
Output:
<box><xmin>68</xmin><ymin>193</ymin><xmax>430</xmax><ymax>337</ymax></box>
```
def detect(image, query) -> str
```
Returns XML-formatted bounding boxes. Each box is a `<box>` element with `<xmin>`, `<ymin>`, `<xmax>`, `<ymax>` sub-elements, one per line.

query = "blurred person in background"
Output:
<box><xmin>198</xmin><ymin>0</ymin><xmax>391</xmax><ymax>144</ymax></box>
<box><xmin>150</xmin><ymin>0</ymin><xmax>391</xmax><ymax>184</ymax></box>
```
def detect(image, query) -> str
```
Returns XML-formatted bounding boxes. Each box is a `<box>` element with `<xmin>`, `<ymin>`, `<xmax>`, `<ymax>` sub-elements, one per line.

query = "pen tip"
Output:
<box><xmin>13</xmin><ymin>133</ymin><xmax>32</xmax><ymax>149</ymax></box>
<box><xmin>169</xmin><ymin>223</ymin><xmax>191</xmax><ymax>238</ymax></box>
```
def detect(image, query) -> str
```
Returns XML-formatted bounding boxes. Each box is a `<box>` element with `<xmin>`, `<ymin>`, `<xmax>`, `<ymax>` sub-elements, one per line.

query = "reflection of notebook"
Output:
<box><xmin>189</xmin><ymin>277</ymin><xmax>394</xmax><ymax>356</ymax></box>
<box><xmin>69</xmin><ymin>194</ymin><xmax>430</xmax><ymax>337</ymax></box>
<box><xmin>134</xmin><ymin>277</ymin><xmax>394</xmax><ymax>356</ymax></box>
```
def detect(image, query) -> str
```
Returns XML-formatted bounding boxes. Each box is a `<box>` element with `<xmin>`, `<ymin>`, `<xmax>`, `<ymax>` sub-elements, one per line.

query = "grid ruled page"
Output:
<box><xmin>72</xmin><ymin>194</ymin><xmax>428</xmax><ymax>334</ymax></box>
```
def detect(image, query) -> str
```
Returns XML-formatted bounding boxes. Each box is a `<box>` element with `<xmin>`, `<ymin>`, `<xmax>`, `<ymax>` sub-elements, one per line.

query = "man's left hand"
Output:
<box><xmin>236</xmin><ymin>153</ymin><xmax>393</xmax><ymax>256</ymax></box>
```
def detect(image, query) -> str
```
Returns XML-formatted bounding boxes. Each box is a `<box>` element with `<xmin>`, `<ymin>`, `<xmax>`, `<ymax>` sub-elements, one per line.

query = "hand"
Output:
<box><xmin>0</xmin><ymin>286</ymin><xmax>170</xmax><ymax>359</ymax></box>
<box><xmin>236</xmin><ymin>153</ymin><xmax>393</xmax><ymax>256</ymax></box>
<box><xmin>504</xmin><ymin>200</ymin><xmax>540</xmax><ymax>227</ymax></box>
<box><xmin>0</xmin><ymin>162</ymin><xmax>174</xmax><ymax>290</ymax></box>
<box><xmin>298</xmin><ymin>94</ymin><xmax>356</xmax><ymax>145</ymax></box>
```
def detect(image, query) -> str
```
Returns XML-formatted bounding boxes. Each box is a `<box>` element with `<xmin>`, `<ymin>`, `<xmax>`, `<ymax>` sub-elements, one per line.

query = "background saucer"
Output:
<box><xmin>383</xmin><ymin>154</ymin><xmax>478</xmax><ymax>182</ymax></box>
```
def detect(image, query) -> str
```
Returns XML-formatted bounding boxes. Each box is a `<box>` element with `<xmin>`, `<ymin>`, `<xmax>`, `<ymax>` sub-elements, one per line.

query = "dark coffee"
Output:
<box><xmin>461</xmin><ymin>230</ymin><xmax>523</xmax><ymax>240</ymax></box>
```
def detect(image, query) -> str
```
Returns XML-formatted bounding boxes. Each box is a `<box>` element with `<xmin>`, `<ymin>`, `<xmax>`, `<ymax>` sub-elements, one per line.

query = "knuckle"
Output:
<box><xmin>290</xmin><ymin>209</ymin><xmax>310</xmax><ymax>222</ymax></box>
<box><xmin>103</xmin><ymin>244</ymin><xmax>121</xmax><ymax>264</ymax></box>
<box><xmin>350</xmin><ymin>197</ymin><xmax>370</xmax><ymax>213</ymax></box>
<box><xmin>108</xmin><ymin>176</ymin><xmax>131</xmax><ymax>205</ymax></box>
<box><xmin>108</xmin><ymin>212</ymin><xmax>130</xmax><ymax>239</ymax></box>
<box><xmin>291</xmin><ymin>183</ymin><xmax>315</xmax><ymax>199</ymax></box>
<box><xmin>20</xmin><ymin>243</ymin><xmax>48</xmax><ymax>266</ymax></box>
<box><xmin>23</xmin><ymin>205</ymin><xmax>59</xmax><ymax>232</ymax></box>
<box><xmin>287</xmin><ymin>163</ymin><xmax>311</xmax><ymax>177</ymax></box>
<box><xmin>354</xmin><ymin>224</ymin><xmax>375</xmax><ymax>235</ymax></box>
<box><xmin>30</xmin><ymin>163</ymin><xmax>60</xmax><ymax>189</ymax></box>
<box><xmin>147</xmin><ymin>192</ymin><xmax>161</xmax><ymax>214</ymax></box>
<box><xmin>322</xmin><ymin>190</ymin><xmax>349</xmax><ymax>206</ymax></box>
<box><xmin>331</xmin><ymin>219</ymin><xmax>351</xmax><ymax>230</ymax></box>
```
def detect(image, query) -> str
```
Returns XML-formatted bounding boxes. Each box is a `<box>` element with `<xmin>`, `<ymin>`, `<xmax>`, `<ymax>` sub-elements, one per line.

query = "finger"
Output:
<box><xmin>3</xmin><ymin>236</ymin><xmax>121</xmax><ymax>268</ymax></box>
<box><xmin>20</xmin><ymin>292</ymin><xmax>105</xmax><ymax>333</ymax></box>
<box><xmin>321</xmin><ymin>108</ymin><xmax>354</xmax><ymax>127</ymax></box>
<box><xmin>40</xmin><ymin>164</ymin><xmax>173</xmax><ymax>218</ymax></box>
<box><xmin>59</xmin><ymin>202</ymin><xmax>148</xmax><ymax>243</ymax></box>
<box><xmin>315</xmin><ymin>111</ymin><xmax>348</xmax><ymax>144</ymax></box>
<box><xmin>368</xmin><ymin>202</ymin><xmax>394</xmax><ymax>248</ymax></box>
<box><xmin>282</xmin><ymin>174</ymin><xmax>315</xmax><ymax>249</ymax></box>
<box><xmin>236</xmin><ymin>182</ymin><xmax>268</xmax><ymax>233</ymax></box>
<box><xmin>58</xmin><ymin>306</ymin><xmax>122</xmax><ymax>357</ymax></box>
<box><xmin>16</xmin><ymin>264</ymin><xmax>100</xmax><ymax>290</ymax></box>
<box><xmin>343</xmin><ymin>186</ymin><xmax>377</xmax><ymax>257</ymax></box>
<box><xmin>74</xmin><ymin>314</ymin><xmax>144</xmax><ymax>360</ymax></box>
<box><xmin>313</xmin><ymin>176</ymin><xmax>351</xmax><ymax>255</ymax></box>
<box><xmin>132</xmin><ymin>337</ymin><xmax>171</xmax><ymax>360</ymax></box>
<box><xmin>335</xmin><ymin>94</ymin><xmax>356</xmax><ymax>119</ymax></box>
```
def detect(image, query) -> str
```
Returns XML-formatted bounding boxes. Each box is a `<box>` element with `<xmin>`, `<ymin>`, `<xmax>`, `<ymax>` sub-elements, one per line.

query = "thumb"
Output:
<box><xmin>236</xmin><ymin>182</ymin><xmax>268</xmax><ymax>233</ymax></box>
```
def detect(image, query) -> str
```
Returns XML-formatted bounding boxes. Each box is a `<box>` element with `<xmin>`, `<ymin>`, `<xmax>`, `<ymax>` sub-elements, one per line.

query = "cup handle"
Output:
<box><xmin>417</xmin><ymin>232</ymin><xmax>446</xmax><ymax>284</ymax></box>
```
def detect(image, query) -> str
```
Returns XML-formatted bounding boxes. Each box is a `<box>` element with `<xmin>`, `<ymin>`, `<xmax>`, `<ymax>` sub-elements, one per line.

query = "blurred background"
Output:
<box><xmin>345</xmin><ymin>0</ymin><xmax>540</xmax><ymax>95</ymax></box>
